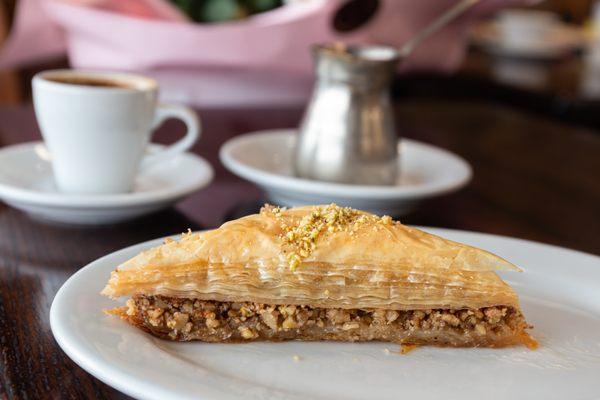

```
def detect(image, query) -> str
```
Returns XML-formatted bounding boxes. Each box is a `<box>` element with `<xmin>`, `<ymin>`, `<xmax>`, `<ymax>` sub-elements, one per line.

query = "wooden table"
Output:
<box><xmin>1</xmin><ymin>101</ymin><xmax>599</xmax><ymax>399</ymax></box>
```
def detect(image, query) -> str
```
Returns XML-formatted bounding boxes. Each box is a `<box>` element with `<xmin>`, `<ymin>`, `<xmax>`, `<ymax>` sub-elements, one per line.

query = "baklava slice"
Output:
<box><xmin>102</xmin><ymin>204</ymin><xmax>535</xmax><ymax>348</ymax></box>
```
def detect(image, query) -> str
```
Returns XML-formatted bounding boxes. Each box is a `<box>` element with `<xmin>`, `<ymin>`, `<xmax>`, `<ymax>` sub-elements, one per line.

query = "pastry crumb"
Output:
<box><xmin>400</xmin><ymin>343</ymin><xmax>419</xmax><ymax>354</ymax></box>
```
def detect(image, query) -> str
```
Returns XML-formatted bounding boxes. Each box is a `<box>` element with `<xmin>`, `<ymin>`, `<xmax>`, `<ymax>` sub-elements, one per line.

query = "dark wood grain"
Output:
<box><xmin>0</xmin><ymin>102</ymin><xmax>599</xmax><ymax>399</ymax></box>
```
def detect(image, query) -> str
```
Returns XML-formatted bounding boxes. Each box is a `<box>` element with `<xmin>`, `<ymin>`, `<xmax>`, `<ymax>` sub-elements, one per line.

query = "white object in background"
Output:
<box><xmin>581</xmin><ymin>1</ymin><xmax>600</xmax><ymax>98</ymax></box>
<box><xmin>498</xmin><ymin>9</ymin><xmax>559</xmax><ymax>52</ymax></box>
<box><xmin>0</xmin><ymin>142</ymin><xmax>213</xmax><ymax>225</ymax></box>
<box><xmin>32</xmin><ymin>69</ymin><xmax>200</xmax><ymax>194</ymax></box>
<box><xmin>470</xmin><ymin>16</ymin><xmax>584</xmax><ymax>60</ymax></box>
<box><xmin>592</xmin><ymin>0</ymin><xmax>600</xmax><ymax>34</ymax></box>
<box><xmin>220</xmin><ymin>129</ymin><xmax>472</xmax><ymax>216</ymax></box>
<box><xmin>492</xmin><ymin>59</ymin><xmax>548</xmax><ymax>89</ymax></box>
<box><xmin>50</xmin><ymin>228</ymin><xmax>600</xmax><ymax>400</ymax></box>
<box><xmin>580</xmin><ymin>48</ymin><xmax>600</xmax><ymax>98</ymax></box>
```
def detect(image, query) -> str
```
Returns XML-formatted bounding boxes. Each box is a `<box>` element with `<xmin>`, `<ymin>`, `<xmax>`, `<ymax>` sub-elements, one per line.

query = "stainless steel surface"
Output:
<box><xmin>294</xmin><ymin>45</ymin><xmax>400</xmax><ymax>185</ymax></box>
<box><xmin>294</xmin><ymin>0</ymin><xmax>479</xmax><ymax>186</ymax></box>
<box><xmin>399</xmin><ymin>0</ymin><xmax>481</xmax><ymax>58</ymax></box>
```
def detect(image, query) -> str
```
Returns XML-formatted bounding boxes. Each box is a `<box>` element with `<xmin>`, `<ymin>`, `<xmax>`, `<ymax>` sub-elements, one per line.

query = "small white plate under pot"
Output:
<box><xmin>50</xmin><ymin>228</ymin><xmax>600</xmax><ymax>400</ymax></box>
<box><xmin>0</xmin><ymin>142</ymin><xmax>214</xmax><ymax>225</ymax></box>
<box><xmin>220</xmin><ymin>129</ymin><xmax>472</xmax><ymax>215</ymax></box>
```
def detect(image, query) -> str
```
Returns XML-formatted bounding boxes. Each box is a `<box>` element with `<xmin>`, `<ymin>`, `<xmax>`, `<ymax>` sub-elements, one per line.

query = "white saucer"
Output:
<box><xmin>0</xmin><ymin>142</ymin><xmax>214</xmax><ymax>225</ymax></box>
<box><xmin>50</xmin><ymin>229</ymin><xmax>600</xmax><ymax>400</ymax></box>
<box><xmin>220</xmin><ymin>129</ymin><xmax>472</xmax><ymax>215</ymax></box>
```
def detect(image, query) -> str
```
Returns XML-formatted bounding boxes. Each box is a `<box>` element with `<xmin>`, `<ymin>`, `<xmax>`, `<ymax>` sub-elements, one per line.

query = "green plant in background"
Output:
<box><xmin>171</xmin><ymin>0</ymin><xmax>283</xmax><ymax>23</ymax></box>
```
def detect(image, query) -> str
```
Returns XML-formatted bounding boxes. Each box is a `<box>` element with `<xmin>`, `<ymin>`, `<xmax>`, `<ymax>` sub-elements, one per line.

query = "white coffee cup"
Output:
<box><xmin>32</xmin><ymin>70</ymin><xmax>200</xmax><ymax>194</ymax></box>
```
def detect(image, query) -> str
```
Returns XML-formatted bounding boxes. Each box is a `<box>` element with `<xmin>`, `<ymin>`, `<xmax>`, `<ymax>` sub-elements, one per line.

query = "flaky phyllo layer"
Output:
<box><xmin>103</xmin><ymin>204</ymin><xmax>522</xmax><ymax>311</ymax></box>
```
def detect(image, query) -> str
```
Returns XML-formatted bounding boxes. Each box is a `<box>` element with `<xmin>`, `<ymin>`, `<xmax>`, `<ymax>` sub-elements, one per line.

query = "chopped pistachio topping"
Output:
<box><xmin>263</xmin><ymin>203</ymin><xmax>397</xmax><ymax>271</ymax></box>
<box><xmin>380</xmin><ymin>215</ymin><xmax>393</xmax><ymax>225</ymax></box>
<box><xmin>260</xmin><ymin>204</ymin><xmax>285</xmax><ymax>217</ymax></box>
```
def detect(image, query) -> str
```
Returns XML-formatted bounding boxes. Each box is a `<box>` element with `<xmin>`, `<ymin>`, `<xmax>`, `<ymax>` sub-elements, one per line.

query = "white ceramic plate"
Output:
<box><xmin>51</xmin><ymin>228</ymin><xmax>600</xmax><ymax>400</ymax></box>
<box><xmin>0</xmin><ymin>142</ymin><xmax>213</xmax><ymax>225</ymax></box>
<box><xmin>220</xmin><ymin>130</ymin><xmax>472</xmax><ymax>216</ymax></box>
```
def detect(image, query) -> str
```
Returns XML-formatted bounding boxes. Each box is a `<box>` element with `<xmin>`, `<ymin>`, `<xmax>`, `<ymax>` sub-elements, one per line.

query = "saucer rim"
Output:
<box><xmin>220</xmin><ymin>129</ymin><xmax>472</xmax><ymax>200</ymax></box>
<box><xmin>0</xmin><ymin>141</ymin><xmax>214</xmax><ymax>208</ymax></box>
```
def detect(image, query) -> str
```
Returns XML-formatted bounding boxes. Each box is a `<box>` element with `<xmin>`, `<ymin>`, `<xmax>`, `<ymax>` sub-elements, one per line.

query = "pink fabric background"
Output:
<box><xmin>0</xmin><ymin>0</ymin><xmax>535</xmax><ymax>73</ymax></box>
<box><xmin>0</xmin><ymin>0</ymin><xmax>66</xmax><ymax>68</ymax></box>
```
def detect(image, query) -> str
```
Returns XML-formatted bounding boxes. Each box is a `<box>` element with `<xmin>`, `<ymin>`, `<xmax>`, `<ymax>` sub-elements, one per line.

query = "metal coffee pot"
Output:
<box><xmin>294</xmin><ymin>44</ymin><xmax>400</xmax><ymax>186</ymax></box>
<box><xmin>294</xmin><ymin>0</ymin><xmax>479</xmax><ymax>186</ymax></box>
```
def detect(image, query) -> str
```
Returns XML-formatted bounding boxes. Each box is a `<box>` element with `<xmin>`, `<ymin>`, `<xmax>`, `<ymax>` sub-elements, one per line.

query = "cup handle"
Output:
<box><xmin>140</xmin><ymin>103</ymin><xmax>200</xmax><ymax>170</ymax></box>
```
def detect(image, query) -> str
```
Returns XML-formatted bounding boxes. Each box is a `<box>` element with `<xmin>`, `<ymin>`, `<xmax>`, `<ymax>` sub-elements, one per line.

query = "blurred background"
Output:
<box><xmin>0</xmin><ymin>0</ymin><xmax>598</xmax><ymax>251</ymax></box>
<box><xmin>0</xmin><ymin>0</ymin><xmax>598</xmax><ymax>128</ymax></box>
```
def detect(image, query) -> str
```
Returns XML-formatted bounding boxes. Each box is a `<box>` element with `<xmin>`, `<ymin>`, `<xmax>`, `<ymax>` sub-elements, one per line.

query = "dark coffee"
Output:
<box><xmin>46</xmin><ymin>76</ymin><xmax>135</xmax><ymax>89</ymax></box>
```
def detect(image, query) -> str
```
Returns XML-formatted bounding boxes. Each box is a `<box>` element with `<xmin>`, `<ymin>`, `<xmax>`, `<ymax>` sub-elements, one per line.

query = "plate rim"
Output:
<box><xmin>0</xmin><ymin>141</ymin><xmax>214</xmax><ymax>208</ymax></box>
<box><xmin>50</xmin><ymin>237</ymin><xmax>169</xmax><ymax>400</ymax></box>
<box><xmin>219</xmin><ymin>129</ymin><xmax>473</xmax><ymax>200</ymax></box>
<box><xmin>50</xmin><ymin>227</ymin><xmax>600</xmax><ymax>400</ymax></box>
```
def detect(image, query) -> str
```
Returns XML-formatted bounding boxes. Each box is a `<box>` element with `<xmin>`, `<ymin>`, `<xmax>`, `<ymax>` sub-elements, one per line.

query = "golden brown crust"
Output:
<box><xmin>102</xmin><ymin>205</ymin><xmax>522</xmax><ymax>311</ymax></box>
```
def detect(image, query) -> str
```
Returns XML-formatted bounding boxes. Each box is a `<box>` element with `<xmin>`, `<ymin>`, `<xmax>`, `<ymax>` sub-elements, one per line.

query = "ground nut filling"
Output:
<box><xmin>124</xmin><ymin>295</ymin><xmax>529</xmax><ymax>346</ymax></box>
